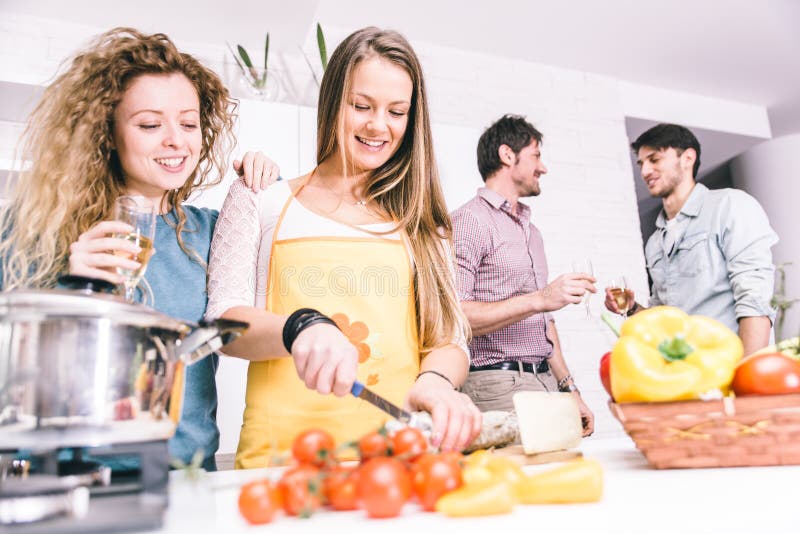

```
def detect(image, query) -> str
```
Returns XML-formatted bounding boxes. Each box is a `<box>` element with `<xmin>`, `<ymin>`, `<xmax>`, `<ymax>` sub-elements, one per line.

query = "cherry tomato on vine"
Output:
<box><xmin>358</xmin><ymin>430</ymin><xmax>390</xmax><ymax>461</ymax></box>
<box><xmin>357</xmin><ymin>457</ymin><xmax>411</xmax><ymax>518</ymax></box>
<box><xmin>323</xmin><ymin>464</ymin><xmax>360</xmax><ymax>511</ymax></box>
<box><xmin>411</xmin><ymin>453</ymin><xmax>463</xmax><ymax>511</ymax></box>
<box><xmin>391</xmin><ymin>427</ymin><xmax>427</xmax><ymax>461</ymax></box>
<box><xmin>238</xmin><ymin>478</ymin><xmax>282</xmax><ymax>525</ymax></box>
<box><xmin>278</xmin><ymin>464</ymin><xmax>323</xmax><ymax>517</ymax></box>
<box><xmin>292</xmin><ymin>428</ymin><xmax>335</xmax><ymax>467</ymax></box>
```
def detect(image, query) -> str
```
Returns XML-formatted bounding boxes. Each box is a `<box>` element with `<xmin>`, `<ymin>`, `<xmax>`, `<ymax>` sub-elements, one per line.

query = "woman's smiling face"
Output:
<box><xmin>340</xmin><ymin>55</ymin><xmax>413</xmax><ymax>174</ymax></box>
<box><xmin>112</xmin><ymin>73</ymin><xmax>202</xmax><ymax>205</ymax></box>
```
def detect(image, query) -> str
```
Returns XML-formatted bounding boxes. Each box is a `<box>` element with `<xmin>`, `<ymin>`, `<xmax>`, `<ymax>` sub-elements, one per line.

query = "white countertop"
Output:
<box><xmin>154</xmin><ymin>437</ymin><xmax>798</xmax><ymax>534</ymax></box>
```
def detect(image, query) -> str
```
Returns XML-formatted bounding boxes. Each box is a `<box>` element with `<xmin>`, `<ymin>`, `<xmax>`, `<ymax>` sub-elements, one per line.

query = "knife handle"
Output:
<box><xmin>351</xmin><ymin>380</ymin><xmax>365</xmax><ymax>397</ymax></box>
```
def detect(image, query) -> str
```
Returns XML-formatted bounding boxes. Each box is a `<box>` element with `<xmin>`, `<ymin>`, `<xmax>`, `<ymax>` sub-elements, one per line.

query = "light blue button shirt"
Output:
<box><xmin>644</xmin><ymin>183</ymin><xmax>778</xmax><ymax>333</ymax></box>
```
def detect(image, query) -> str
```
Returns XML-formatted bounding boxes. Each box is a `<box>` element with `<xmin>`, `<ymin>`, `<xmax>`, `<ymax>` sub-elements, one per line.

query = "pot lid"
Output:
<box><xmin>0</xmin><ymin>286</ymin><xmax>189</xmax><ymax>334</ymax></box>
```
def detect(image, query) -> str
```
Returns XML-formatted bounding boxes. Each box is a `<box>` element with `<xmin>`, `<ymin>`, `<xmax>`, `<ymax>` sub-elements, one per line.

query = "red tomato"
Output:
<box><xmin>732</xmin><ymin>352</ymin><xmax>800</xmax><ymax>396</ymax></box>
<box><xmin>238</xmin><ymin>479</ymin><xmax>282</xmax><ymax>525</ymax></box>
<box><xmin>292</xmin><ymin>429</ymin><xmax>335</xmax><ymax>467</ymax></box>
<box><xmin>411</xmin><ymin>454</ymin><xmax>463</xmax><ymax>511</ymax></box>
<box><xmin>358</xmin><ymin>430</ymin><xmax>390</xmax><ymax>461</ymax></box>
<box><xmin>599</xmin><ymin>352</ymin><xmax>613</xmax><ymax>398</ymax></box>
<box><xmin>357</xmin><ymin>457</ymin><xmax>412</xmax><ymax>518</ymax></box>
<box><xmin>323</xmin><ymin>465</ymin><xmax>360</xmax><ymax>511</ymax></box>
<box><xmin>278</xmin><ymin>464</ymin><xmax>323</xmax><ymax>517</ymax></box>
<box><xmin>438</xmin><ymin>450</ymin><xmax>464</xmax><ymax>469</ymax></box>
<box><xmin>391</xmin><ymin>427</ymin><xmax>428</xmax><ymax>461</ymax></box>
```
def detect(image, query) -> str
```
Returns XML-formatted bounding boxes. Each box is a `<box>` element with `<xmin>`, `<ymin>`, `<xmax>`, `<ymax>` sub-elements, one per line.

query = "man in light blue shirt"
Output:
<box><xmin>605</xmin><ymin>123</ymin><xmax>777</xmax><ymax>356</ymax></box>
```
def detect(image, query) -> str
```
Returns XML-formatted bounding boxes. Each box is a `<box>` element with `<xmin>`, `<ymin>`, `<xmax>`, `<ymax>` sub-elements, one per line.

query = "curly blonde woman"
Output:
<box><xmin>0</xmin><ymin>27</ymin><xmax>277</xmax><ymax>469</ymax></box>
<box><xmin>207</xmin><ymin>27</ymin><xmax>481</xmax><ymax>468</ymax></box>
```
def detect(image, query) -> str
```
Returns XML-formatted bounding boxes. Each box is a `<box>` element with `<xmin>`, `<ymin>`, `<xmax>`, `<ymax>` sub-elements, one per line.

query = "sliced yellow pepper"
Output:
<box><xmin>435</xmin><ymin>479</ymin><xmax>516</xmax><ymax>517</ymax></box>
<box><xmin>517</xmin><ymin>458</ymin><xmax>603</xmax><ymax>504</ymax></box>
<box><xmin>611</xmin><ymin>306</ymin><xmax>743</xmax><ymax>402</ymax></box>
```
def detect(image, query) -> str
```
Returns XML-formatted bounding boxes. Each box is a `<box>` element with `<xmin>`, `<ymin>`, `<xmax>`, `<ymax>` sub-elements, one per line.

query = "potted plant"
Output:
<box><xmin>228</xmin><ymin>34</ymin><xmax>279</xmax><ymax>100</ymax></box>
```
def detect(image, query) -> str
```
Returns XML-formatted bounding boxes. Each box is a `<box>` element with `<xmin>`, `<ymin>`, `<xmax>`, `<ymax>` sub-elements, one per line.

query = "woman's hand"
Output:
<box><xmin>290</xmin><ymin>323</ymin><xmax>359</xmax><ymax>397</ymax></box>
<box><xmin>406</xmin><ymin>373</ymin><xmax>482</xmax><ymax>452</ymax></box>
<box><xmin>234</xmin><ymin>152</ymin><xmax>280</xmax><ymax>192</ymax></box>
<box><xmin>68</xmin><ymin>221</ymin><xmax>143</xmax><ymax>284</ymax></box>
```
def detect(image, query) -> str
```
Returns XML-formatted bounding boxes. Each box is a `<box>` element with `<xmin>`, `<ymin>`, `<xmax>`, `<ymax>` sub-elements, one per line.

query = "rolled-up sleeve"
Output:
<box><xmin>451</xmin><ymin>209</ymin><xmax>487</xmax><ymax>302</ymax></box>
<box><xmin>720</xmin><ymin>191</ymin><xmax>778</xmax><ymax>322</ymax></box>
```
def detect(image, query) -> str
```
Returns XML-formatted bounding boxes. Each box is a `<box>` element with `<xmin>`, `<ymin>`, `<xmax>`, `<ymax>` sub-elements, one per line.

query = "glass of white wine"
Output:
<box><xmin>571</xmin><ymin>258</ymin><xmax>594</xmax><ymax>319</ymax></box>
<box><xmin>608</xmin><ymin>276</ymin><xmax>634</xmax><ymax>318</ymax></box>
<box><xmin>113</xmin><ymin>195</ymin><xmax>156</xmax><ymax>302</ymax></box>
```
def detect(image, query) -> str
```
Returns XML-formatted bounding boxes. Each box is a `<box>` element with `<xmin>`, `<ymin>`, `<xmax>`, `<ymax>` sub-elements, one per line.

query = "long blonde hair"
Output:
<box><xmin>0</xmin><ymin>27</ymin><xmax>235</xmax><ymax>290</ymax></box>
<box><xmin>317</xmin><ymin>27</ymin><xmax>470</xmax><ymax>353</ymax></box>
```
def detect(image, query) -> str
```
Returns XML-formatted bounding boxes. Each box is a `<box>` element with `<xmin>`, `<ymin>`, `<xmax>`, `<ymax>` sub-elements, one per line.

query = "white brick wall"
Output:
<box><xmin>0</xmin><ymin>13</ymin><xmax>650</xmax><ymax>444</ymax></box>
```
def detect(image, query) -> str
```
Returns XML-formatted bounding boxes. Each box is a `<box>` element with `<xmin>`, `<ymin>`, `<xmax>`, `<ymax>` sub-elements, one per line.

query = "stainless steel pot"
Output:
<box><xmin>0</xmin><ymin>276</ymin><xmax>247</xmax><ymax>450</ymax></box>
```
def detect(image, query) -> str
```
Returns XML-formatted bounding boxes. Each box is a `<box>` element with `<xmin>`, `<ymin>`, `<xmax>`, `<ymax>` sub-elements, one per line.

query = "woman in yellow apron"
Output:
<box><xmin>206</xmin><ymin>27</ymin><xmax>481</xmax><ymax>468</ymax></box>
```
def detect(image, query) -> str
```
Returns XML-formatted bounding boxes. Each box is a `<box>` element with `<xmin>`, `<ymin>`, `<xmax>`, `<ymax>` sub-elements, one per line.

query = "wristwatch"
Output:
<box><xmin>558</xmin><ymin>382</ymin><xmax>579</xmax><ymax>394</ymax></box>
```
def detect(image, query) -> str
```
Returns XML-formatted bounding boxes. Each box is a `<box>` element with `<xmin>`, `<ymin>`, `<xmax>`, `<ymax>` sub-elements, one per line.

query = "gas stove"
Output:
<box><xmin>0</xmin><ymin>439</ymin><xmax>169</xmax><ymax>533</ymax></box>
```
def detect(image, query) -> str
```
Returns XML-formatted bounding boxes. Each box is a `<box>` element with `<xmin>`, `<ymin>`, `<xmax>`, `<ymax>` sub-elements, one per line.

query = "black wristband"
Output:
<box><xmin>282</xmin><ymin>308</ymin><xmax>339</xmax><ymax>353</ymax></box>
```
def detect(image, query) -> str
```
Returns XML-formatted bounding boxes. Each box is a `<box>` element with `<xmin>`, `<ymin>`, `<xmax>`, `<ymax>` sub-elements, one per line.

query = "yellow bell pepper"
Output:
<box><xmin>435</xmin><ymin>479</ymin><xmax>516</xmax><ymax>517</ymax></box>
<box><xmin>517</xmin><ymin>458</ymin><xmax>603</xmax><ymax>504</ymax></box>
<box><xmin>463</xmin><ymin>451</ymin><xmax>526</xmax><ymax>498</ymax></box>
<box><xmin>611</xmin><ymin>306</ymin><xmax>743</xmax><ymax>402</ymax></box>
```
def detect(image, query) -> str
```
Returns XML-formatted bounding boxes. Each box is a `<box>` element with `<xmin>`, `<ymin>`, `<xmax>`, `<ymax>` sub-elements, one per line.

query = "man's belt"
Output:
<box><xmin>469</xmin><ymin>360</ymin><xmax>549</xmax><ymax>374</ymax></box>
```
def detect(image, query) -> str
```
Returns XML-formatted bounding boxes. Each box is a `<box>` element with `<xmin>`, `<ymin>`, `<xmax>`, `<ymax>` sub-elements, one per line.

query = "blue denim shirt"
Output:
<box><xmin>145</xmin><ymin>205</ymin><xmax>220</xmax><ymax>471</ymax></box>
<box><xmin>645</xmin><ymin>183</ymin><xmax>777</xmax><ymax>333</ymax></box>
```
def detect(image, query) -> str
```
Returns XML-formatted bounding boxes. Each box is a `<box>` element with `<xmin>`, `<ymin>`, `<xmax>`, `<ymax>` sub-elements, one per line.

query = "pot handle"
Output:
<box><xmin>174</xmin><ymin>318</ymin><xmax>250</xmax><ymax>365</ymax></box>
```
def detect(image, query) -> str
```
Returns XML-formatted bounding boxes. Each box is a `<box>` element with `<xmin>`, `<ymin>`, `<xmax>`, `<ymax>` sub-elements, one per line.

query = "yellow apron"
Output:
<box><xmin>235</xmin><ymin>183</ymin><xmax>420</xmax><ymax>469</ymax></box>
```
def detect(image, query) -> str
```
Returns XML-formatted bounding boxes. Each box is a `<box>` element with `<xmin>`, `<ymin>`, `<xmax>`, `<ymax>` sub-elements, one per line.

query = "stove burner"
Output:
<box><xmin>0</xmin><ymin>439</ymin><xmax>169</xmax><ymax>532</ymax></box>
<box><xmin>0</xmin><ymin>475</ymin><xmax>89</xmax><ymax>525</ymax></box>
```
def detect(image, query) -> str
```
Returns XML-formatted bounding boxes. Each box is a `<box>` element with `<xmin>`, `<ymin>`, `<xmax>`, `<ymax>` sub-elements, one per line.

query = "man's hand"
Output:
<box><xmin>538</xmin><ymin>273</ymin><xmax>596</xmax><ymax>312</ymax></box>
<box><xmin>572</xmin><ymin>392</ymin><xmax>594</xmax><ymax>437</ymax></box>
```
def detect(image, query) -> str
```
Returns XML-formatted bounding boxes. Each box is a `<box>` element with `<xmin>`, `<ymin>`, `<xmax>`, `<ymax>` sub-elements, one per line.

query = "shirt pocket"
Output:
<box><xmin>674</xmin><ymin>231</ymin><xmax>709</xmax><ymax>277</ymax></box>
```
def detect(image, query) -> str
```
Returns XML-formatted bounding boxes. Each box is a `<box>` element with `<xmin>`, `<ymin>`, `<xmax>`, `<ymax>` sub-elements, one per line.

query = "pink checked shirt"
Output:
<box><xmin>451</xmin><ymin>188</ymin><xmax>554</xmax><ymax>366</ymax></box>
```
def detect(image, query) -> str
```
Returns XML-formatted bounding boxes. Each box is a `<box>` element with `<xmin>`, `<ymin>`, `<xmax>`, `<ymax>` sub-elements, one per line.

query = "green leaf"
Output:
<box><xmin>237</xmin><ymin>44</ymin><xmax>254</xmax><ymax>68</ymax></box>
<box><xmin>316</xmin><ymin>23</ymin><xmax>328</xmax><ymax>70</ymax></box>
<box><xmin>263</xmin><ymin>33</ymin><xmax>270</xmax><ymax>70</ymax></box>
<box><xmin>226</xmin><ymin>41</ymin><xmax>249</xmax><ymax>79</ymax></box>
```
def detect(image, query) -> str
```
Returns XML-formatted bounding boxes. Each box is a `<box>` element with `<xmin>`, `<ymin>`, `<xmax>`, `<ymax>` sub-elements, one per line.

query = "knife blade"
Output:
<box><xmin>351</xmin><ymin>380</ymin><xmax>412</xmax><ymax>423</ymax></box>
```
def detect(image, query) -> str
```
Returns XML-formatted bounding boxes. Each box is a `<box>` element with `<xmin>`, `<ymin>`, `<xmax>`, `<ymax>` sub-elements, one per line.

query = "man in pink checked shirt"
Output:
<box><xmin>451</xmin><ymin>114</ymin><xmax>596</xmax><ymax>436</ymax></box>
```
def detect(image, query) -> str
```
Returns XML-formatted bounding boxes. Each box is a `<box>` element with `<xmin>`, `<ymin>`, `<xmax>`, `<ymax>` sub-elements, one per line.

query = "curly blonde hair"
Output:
<box><xmin>0</xmin><ymin>27</ymin><xmax>236</xmax><ymax>290</ymax></box>
<box><xmin>317</xmin><ymin>27</ymin><xmax>470</xmax><ymax>353</ymax></box>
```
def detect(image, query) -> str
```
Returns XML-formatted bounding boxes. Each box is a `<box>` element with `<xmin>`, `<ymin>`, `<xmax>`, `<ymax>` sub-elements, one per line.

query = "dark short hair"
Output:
<box><xmin>631</xmin><ymin>123</ymin><xmax>702</xmax><ymax>178</ymax></box>
<box><xmin>477</xmin><ymin>114</ymin><xmax>543</xmax><ymax>181</ymax></box>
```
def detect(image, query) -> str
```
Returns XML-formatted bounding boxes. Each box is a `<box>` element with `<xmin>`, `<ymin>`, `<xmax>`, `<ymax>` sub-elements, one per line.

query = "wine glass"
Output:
<box><xmin>608</xmin><ymin>276</ymin><xmax>634</xmax><ymax>318</ymax></box>
<box><xmin>571</xmin><ymin>258</ymin><xmax>594</xmax><ymax>319</ymax></box>
<box><xmin>113</xmin><ymin>195</ymin><xmax>156</xmax><ymax>302</ymax></box>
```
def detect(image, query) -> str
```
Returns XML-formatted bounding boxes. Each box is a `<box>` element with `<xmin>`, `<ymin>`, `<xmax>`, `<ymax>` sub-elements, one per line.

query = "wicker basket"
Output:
<box><xmin>609</xmin><ymin>393</ymin><xmax>800</xmax><ymax>468</ymax></box>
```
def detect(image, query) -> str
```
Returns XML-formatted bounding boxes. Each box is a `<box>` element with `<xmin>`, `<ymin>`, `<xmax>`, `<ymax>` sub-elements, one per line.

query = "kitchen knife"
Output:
<box><xmin>351</xmin><ymin>380</ymin><xmax>412</xmax><ymax>423</ymax></box>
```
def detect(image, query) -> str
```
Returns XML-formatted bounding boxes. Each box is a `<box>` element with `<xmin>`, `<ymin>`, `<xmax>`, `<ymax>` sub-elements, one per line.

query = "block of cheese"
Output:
<box><xmin>512</xmin><ymin>391</ymin><xmax>582</xmax><ymax>454</ymax></box>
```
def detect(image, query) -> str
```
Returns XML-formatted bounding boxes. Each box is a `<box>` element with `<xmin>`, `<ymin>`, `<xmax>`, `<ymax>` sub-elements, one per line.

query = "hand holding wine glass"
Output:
<box><xmin>571</xmin><ymin>258</ymin><xmax>595</xmax><ymax>319</ymax></box>
<box><xmin>113</xmin><ymin>195</ymin><xmax>156</xmax><ymax>301</ymax></box>
<box><xmin>605</xmin><ymin>276</ymin><xmax>635</xmax><ymax>317</ymax></box>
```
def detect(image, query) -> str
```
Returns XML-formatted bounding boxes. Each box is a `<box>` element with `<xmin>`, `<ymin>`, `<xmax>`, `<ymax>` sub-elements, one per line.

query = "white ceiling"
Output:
<box><xmin>4</xmin><ymin>0</ymin><xmax>800</xmax><ymax>135</ymax></box>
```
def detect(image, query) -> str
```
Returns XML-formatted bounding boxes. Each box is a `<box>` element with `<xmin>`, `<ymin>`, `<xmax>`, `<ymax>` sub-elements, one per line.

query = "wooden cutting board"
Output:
<box><xmin>491</xmin><ymin>445</ymin><xmax>582</xmax><ymax>465</ymax></box>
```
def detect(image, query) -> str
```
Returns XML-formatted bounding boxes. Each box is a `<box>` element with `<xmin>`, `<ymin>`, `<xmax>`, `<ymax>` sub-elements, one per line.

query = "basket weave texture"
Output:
<box><xmin>609</xmin><ymin>393</ymin><xmax>800</xmax><ymax>468</ymax></box>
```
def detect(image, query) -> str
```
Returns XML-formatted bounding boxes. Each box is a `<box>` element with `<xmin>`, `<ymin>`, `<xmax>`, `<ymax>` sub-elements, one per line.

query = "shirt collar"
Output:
<box><xmin>655</xmin><ymin>182</ymin><xmax>707</xmax><ymax>228</ymax></box>
<box><xmin>478</xmin><ymin>187</ymin><xmax>531</xmax><ymax>220</ymax></box>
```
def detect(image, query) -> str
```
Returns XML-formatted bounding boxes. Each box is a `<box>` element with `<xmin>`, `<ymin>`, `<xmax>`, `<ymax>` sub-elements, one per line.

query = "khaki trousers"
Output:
<box><xmin>461</xmin><ymin>366</ymin><xmax>558</xmax><ymax>413</ymax></box>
